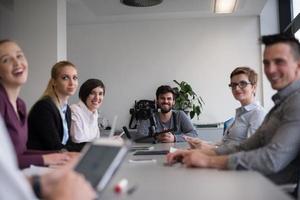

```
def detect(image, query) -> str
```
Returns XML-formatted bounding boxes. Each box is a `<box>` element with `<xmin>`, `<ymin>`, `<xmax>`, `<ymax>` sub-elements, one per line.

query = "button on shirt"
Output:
<box><xmin>60</xmin><ymin>103</ymin><xmax>69</xmax><ymax>145</ymax></box>
<box><xmin>221</xmin><ymin>101</ymin><xmax>266</xmax><ymax>146</ymax></box>
<box><xmin>216</xmin><ymin>80</ymin><xmax>300</xmax><ymax>185</ymax></box>
<box><xmin>70</xmin><ymin>101</ymin><xmax>100</xmax><ymax>143</ymax></box>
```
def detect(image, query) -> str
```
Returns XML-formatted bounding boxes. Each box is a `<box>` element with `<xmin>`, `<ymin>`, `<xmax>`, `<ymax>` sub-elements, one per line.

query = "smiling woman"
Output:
<box><xmin>70</xmin><ymin>79</ymin><xmax>105</xmax><ymax>143</ymax></box>
<box><xmin>0</xmin><ymin>40</ymin><xmax>79</xmax><ymax>169</ymax></box>
<box><xmin>27</xmin><ymin>61</ymin><xmax>84</xmax><ymax>152</ymax></box>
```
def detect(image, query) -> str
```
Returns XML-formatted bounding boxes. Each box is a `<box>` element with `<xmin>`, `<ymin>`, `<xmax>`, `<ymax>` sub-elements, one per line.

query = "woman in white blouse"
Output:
<box><xmin>70</xmin><ymin>79</ymin><xmax>105</xmax><ymax>143</ymax></box>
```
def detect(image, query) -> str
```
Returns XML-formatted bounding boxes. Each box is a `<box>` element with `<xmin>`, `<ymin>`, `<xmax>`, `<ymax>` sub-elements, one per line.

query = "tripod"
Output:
<box><xmin>135</xmin><ymin>110</ymin><xmax>175</xmax><ymax>143</ymax></box>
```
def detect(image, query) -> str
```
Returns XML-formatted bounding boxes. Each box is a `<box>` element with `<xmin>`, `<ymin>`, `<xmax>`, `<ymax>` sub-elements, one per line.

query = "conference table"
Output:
<box><xmin>100</xmin><ymin>142</ymin><xmax>293</xmax><ymax>200</ymax></box>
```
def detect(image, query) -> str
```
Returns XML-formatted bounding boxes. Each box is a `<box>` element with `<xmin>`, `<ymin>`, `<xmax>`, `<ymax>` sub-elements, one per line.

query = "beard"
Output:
<box><xmin>159</xmin><ymin>104</ymin><xmax>172</xmax><ymax>113</ymax></box>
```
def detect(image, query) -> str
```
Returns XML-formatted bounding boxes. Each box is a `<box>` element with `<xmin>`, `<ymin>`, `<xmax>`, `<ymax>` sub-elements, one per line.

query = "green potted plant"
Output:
<box><xmin>173</xmin><ymin>80</ymin><xmax>204</xmax><ymax>119</ymax></box>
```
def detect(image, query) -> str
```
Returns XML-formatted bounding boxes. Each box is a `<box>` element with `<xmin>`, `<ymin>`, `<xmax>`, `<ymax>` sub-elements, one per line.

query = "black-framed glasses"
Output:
<box><xmin>228</xmin><ymin>81</ymin><xmax>252</xmax><ymax>90</ymax></box>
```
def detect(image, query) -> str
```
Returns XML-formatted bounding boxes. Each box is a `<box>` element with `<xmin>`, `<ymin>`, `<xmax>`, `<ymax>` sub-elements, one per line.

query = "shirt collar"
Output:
<box><xmin>272</xmin><ymin>80</ymin><xmax>300</xmax><ymax>105</ymax></box>
<box><xmin>236</xmin><ymin>101</ymin><xmax>259</xmax><ymax>116</ymax></box>
<box><xmin>243</xmin><ymin>101</ymin><xmax>260</xmax><ymax>111</ymax></box>
<box><xmin>61</xmin><ymin>102</ymin><xmax>68</xmax><ymax>113</ymax></box>
<box><xmin>78</xmin><ymin>100</ymin><xmax>98</xmax><ymax>117</ymax></box>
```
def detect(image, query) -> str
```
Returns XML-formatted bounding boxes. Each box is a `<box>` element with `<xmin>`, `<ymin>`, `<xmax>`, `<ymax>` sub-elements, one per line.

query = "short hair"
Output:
<box><xmin>261</xmin><ymin>33</ymin><xmax>300</xmax><ymax>60</ymax></box>
<box><xmin>79</xmin><ymin>79</ymin><xmax>105</xmax><ymax>105</ymax></box>
<box><xmin>230</xmin><ymin>66</ymin><xmax>258</xmax><ymax>85</ymax></box>
<box><xmin>156</xmin><ymin>85</ymin><xmax>175</xmax><ymax>99</ymax></box>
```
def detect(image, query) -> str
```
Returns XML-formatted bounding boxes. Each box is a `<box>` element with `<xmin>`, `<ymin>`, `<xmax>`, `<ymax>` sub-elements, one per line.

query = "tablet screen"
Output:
<box><xmin>75</xmin><ymin>144</ymin><xmax>125</xmax><ymax>190</ymax></box>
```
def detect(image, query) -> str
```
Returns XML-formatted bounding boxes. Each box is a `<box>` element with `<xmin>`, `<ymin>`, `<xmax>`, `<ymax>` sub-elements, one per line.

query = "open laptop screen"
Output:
<box><xmin>74</xmin><ymin>139</ymin><xmax>128</xmax><ymax>191</ymax></box>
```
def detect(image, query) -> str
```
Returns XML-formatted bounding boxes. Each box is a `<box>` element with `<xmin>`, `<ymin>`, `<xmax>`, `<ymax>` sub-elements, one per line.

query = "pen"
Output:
<box><xmin>118</xmin><ymin>131</ymin><xmax>125</xmax><ymax>137</ymax></box>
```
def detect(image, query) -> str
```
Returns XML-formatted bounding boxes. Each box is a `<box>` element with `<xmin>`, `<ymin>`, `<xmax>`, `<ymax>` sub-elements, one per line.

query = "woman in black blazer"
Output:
<box><xmin>28</xmin><ymin>61</ymin><xmax>83</xmax><ymax>152</ymax></box>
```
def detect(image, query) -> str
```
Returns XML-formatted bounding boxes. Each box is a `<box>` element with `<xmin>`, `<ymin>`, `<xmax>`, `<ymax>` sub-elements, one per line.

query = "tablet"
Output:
<box><xmin>74</xmin><ymin>138</ymin><xmax>128</xmax><ymax>192</ymax></box>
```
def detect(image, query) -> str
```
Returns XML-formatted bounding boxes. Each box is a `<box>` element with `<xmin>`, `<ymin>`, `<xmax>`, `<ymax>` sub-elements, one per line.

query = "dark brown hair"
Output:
<box><xmin>79</xmin><ymin>79</ymin><xmax>105</xmax><ymax>105</ymax></box>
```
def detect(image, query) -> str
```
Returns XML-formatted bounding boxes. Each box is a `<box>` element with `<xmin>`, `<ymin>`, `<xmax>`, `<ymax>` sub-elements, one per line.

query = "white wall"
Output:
<box><xmin>68</xmin><ymin>17</ymin><xmax>262</xmax><ymax>129</ymax></box>
<box><xmin>13</xmin><ymin>0</ymin><xmax>67</xmax><ymax>108</ymax></box>
<box><xmin>0</xmin><ymin>1</ymin><xmax>14</xmax><ymax>39</ymax></box>
<box><xmin>259</xmin><ymin>0</ymin><xmax>279</xmax><ymax>111</ymax></box>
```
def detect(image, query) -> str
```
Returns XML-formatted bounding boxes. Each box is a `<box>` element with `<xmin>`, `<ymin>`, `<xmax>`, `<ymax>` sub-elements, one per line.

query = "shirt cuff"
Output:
<box><xmin>227</xmin><ymin>152</ymin><xmax>243</xmax><ymax>170</ymax></box>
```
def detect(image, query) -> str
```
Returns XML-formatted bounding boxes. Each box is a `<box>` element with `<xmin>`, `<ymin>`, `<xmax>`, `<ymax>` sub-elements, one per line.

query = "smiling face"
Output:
<box><xmin>230</xmin><ymin>73</ymin><xmax>256</xmax><ymax>106</ymax></box>
<box><xmin>52</xmin><ymin>65</ymin><xmax>78</xmax><ymax>98</ymax></box>
<box><xmin>157</xmin><ymin>92</ymin><xmax>175</xmax><ymax>113</ymax></box>
<box><xmin>0</xmin><ymin>41</ymin><xmax>28</xmax><ymax>88</ymax></box>
<box><xmin>85</xmin><ymin>86</ymin><xmax>104</xmax><ymax>112</ymax></box>
<box><xmin>263</xmin><ymin>43</ymin><xmax>300</xmax><ymax>90</ymax></box>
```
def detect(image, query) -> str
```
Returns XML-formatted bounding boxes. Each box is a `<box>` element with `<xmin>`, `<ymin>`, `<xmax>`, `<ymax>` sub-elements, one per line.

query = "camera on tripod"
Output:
<box><xmin>129</xmin><ymin>100</ymin><xmax>157</xmax><ymax>120</ymax></box>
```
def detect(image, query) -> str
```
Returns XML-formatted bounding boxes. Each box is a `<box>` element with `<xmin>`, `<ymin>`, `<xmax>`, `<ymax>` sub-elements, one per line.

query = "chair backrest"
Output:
<box><xmin>223</xmin><ymin>117</ymin><xmax>235</xmax><ymax>135</ymax></box>
<box><xmin>297</xmin><ymin>171</ymin><xmax>299</xmax><ymax>199</ymax></box>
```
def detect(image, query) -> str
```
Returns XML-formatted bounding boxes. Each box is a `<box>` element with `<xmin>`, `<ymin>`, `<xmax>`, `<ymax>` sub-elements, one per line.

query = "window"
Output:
<box><xmin>292</xmin><ymin>0</ymin><xmax>300</xmax><ymax>39</ymax></box>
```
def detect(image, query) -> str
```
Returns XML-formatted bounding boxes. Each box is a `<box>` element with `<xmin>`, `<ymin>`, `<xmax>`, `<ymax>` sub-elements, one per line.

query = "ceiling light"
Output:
<box><xmin>121</xmin><ymin>0</ymin><xmax>163</xmax><ymax>7</ymax></box>
<box><xmin>214</xmin><ymin>0</ymin><xmax>237</xmax><ymax>14</ymax></box>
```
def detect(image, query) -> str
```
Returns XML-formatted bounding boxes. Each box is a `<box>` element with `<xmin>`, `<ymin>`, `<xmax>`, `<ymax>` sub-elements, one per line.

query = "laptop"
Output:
<box><xmin>74</xmin><ymin>138</ymin><xmax>129</xmax><ymax>193</ymax></box>
<box><xmin>108</xmin><ymin>115</ymin><xmax>118</xmax><ymax>137</ymax></box>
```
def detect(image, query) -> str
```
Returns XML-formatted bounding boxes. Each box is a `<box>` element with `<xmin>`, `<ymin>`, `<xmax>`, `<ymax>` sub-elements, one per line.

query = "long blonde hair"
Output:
<box><xmin>42</xmin><ymin>61</ymin><xmax>76</xmax><ymax>107</ymax></box>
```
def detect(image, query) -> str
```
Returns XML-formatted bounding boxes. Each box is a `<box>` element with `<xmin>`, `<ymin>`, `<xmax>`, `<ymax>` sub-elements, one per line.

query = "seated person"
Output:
<box><xmin>28</xmin><ymin>61</ymin><xmax>83</xmax><ymax>152</ymax></box>
<box><xmin>0</xmin><ymin>114</ymin><xmax>96</xmax><ymax>200</ymax></box>
<box><xmin>185</xmin><ymin>66</ymin><xmax>266</xmax><ymax>148</ymax></box>
<box><xmin>0</xmin><ymin>39</ymin><xmax>74</xmax><ymax>169</ymax></box>
<box><xmin>137</xmin><ymin>85</ymin><xmax>198</xmax><ymax>142</ymax></box>
<box><xmin>166</xmin><ymin>34</ymin><xmax>300</xmax><ymax>186</ymax></box>
<box><xmin>70</xmin><ymin>79</ymin><xmax>105</xmax><ymax>143</ymax></box>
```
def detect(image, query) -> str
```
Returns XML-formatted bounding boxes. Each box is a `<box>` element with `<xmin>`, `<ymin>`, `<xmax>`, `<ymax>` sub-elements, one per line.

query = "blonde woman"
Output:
<box><xmin>0</xmin><ymin>39</ymin><xmax>72</xmax><ymax>168</ymax></box>
<box><xmin>28</xmin><ymin>61</ymin><xmax>83</xmax><ymax>151</ymax></box>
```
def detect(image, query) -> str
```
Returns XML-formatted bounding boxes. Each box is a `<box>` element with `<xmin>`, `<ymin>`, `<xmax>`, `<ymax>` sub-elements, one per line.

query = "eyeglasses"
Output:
<box><xmin>228</xmin><ymin>81</ymin><xmax>252</xmax><ymax>90</ymax></box>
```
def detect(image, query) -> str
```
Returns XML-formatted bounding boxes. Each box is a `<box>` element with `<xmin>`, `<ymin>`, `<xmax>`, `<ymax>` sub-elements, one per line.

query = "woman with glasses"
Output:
<box><xmin>27</xmin><ymin>61</ymin><xmax>83</xmax><ymax>152</ymax></box>
<box><xmin>185</xmin><ymin>66</ymin><xmax>266</xmax><ymax>148</ymax></box>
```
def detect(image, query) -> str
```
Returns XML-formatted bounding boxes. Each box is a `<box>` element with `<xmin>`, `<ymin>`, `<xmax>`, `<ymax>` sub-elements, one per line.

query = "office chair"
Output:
<box><xmin>223</xmin><ymin>117</ymin><xmax>235</xmax><ymax>135</ymax></box>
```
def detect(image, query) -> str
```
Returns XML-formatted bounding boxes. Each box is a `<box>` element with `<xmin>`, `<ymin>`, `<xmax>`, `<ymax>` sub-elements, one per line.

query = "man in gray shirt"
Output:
<box><xmin>136</xmin><ymin>85</ymin><xmax>198</xmax><ymax>142</ymax></box>
<box><xmin>166</xmin><ymin>34</ymin><xmax>300</xmax><ymax>185</ymax></box>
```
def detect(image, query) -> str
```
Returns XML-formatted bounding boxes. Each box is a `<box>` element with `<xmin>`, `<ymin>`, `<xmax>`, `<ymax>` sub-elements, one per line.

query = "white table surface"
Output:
<box><xmin>99</xmin><ymin>143</ymin><xmax>293</xmax><ymax>200</ymax></box>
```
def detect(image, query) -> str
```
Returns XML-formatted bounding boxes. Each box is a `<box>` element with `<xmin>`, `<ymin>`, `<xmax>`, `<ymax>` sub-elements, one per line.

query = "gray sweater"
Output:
<box><xmin>136</xmin><ymin>110</ymin><xmax>198</xmax><ymax>142</ymax></box>
<box><xmin>216</xmin><ymin>80</ymin><xmax>300</xmax><ymax>185</ymax></box>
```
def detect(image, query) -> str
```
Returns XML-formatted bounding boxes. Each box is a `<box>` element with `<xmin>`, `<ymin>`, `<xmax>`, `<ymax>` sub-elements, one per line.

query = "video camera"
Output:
<box><xmin>129</xmin><ymin>100</ymin><xmax>157</xmax><ymax>121</ymax></box>
<box><xmin>129</xmin><ymin>99</ymin><xmax>177</xmax><ymax>143</ymax></box>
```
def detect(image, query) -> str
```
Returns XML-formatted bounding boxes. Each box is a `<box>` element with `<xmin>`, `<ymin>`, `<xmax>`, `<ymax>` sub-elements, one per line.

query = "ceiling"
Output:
<box><xmin>67</xmin><ymin>0</ymin><xmax>268</xmax><ymax>25</ymax></box>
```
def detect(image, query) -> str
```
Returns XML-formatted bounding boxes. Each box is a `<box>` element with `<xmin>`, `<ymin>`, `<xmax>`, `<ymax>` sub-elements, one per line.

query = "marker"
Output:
<box><xmin>114</xmin><ymin>178</ymin><xmax>128</xmax><ymax>193</ymax></box>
